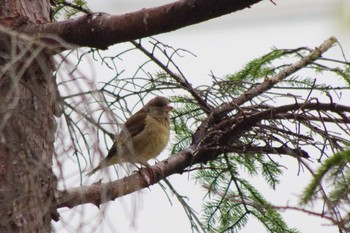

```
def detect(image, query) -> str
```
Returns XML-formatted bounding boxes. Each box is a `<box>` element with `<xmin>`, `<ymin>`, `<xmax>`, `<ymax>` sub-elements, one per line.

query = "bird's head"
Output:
<box><xmin>145</xmin><ymin>96</ymin><xmax>173</xmax><ymax>118</ymax></box>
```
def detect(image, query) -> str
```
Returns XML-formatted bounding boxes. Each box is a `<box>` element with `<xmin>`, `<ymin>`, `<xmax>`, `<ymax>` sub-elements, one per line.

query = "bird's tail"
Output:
<box><xmin>86</xmin><ymin>165</ymin><xmax>101</xmax><ymax>177</ymax></box>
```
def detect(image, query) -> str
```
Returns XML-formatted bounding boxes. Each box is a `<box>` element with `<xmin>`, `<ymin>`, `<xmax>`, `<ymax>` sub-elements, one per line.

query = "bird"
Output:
<box><xmin>86</xmin><ymin>96</ymin><xmax>173</xmax><ymax>176</ymax></box>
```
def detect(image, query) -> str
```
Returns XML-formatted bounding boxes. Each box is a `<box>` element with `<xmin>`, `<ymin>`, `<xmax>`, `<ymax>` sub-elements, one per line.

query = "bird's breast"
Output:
<box><xmin>131</xmin><ymin>115</ymin><xmax>170</xmax><ymax>163</ymax></box>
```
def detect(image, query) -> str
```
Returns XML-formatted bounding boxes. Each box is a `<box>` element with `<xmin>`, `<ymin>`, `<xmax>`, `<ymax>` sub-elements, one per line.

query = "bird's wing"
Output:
<box><xmin>122</xmin><ymin>109</ymin><xmax>147</xmax><ymax>138</ymax></box>
<box><xmin>105</xmin><ymin>109</ymin><xmax>147</xmax><ymax>159</ymax></box>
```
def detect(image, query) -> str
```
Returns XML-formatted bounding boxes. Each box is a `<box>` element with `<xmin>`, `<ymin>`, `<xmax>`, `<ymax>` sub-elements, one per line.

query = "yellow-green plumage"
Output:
<box><xmin>86</xmin><ymin>96</ymin><xmax>172</xmax><ymax>176</ymax></box>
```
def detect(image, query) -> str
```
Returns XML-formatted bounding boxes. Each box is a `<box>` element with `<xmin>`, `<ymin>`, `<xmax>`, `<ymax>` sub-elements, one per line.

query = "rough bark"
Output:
<box><xmin>0</xmin><ymin>0</ymin><xmax>58</xmax><ymax>232</ymax></box>
<box><xmin>0</xmin><ymin>0</ymin><xmax>51</xmax><ymax>25</ymax></box>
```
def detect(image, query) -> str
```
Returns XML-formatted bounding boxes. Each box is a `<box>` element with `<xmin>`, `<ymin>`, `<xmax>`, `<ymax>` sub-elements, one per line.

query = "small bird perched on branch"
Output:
<box><xmin>87</xmin><ymin>96</ymin><xmax>173</xmax><ymax>176</ymax></box>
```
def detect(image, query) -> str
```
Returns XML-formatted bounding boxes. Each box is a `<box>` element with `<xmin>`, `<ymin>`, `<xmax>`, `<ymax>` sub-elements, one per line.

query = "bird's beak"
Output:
<box><xmin>164</xmin><ymin>105</ymin><xmax>173</xmax><ymax>112</ymax></box>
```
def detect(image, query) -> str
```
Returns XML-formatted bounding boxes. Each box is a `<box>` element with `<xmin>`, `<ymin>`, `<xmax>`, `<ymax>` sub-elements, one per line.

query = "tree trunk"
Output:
<box><xmin>0</xmin><ymin>1</ymin><xmax>57</xmax><ymax>232</ymax></box>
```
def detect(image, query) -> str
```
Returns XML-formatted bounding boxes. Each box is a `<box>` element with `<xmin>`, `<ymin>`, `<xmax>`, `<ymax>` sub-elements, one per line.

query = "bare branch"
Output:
<box><xmin>228</xmin><ymin>145</ymin><xmax>309</xmax><ymax>158</ymax></box>
<box><xmin>23</xmin><ymin>0</ymin><xmax>263</xmax><ymax>49</ymax></box>
<box><xmin>56</xmin><ymin>149</ymin><xmax>193</xmax><ymax>208</ymax></box>
<box><xmin>131</xmin><ymin>40</ymin><xmax>212</xmax><ymax>114</ymax></box>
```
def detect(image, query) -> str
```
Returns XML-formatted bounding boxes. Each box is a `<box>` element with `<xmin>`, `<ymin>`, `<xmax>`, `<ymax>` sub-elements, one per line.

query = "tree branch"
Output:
<box><xmin>191</xmin><ymin>37</ymin><xmax>338</xmax><ymax>148</ymax></box>
<box><xmin>202</xmin><ymin>184</ymin><xmax>345</xmax><ymax>228</ymax></box>
<box><xmin>56</xmin><ymin>149</ymin><xmax>194</xmax><ymax>208</ymax></box>
<box><xmin>55</xmin><ymin>37</ymin><xmax>350</xmax><ymax>215</ymax></box>
<box><xmin>229</xmin><ymin>145</ymin><xmax>309</xmax><ymax>158</ymax></box>
<box><xmin>215</xmin><ymin>37</ymin><xmax>338</xmax><ymax>116</ymax></box>
<box><xmin>23</xmin><ymin>0</ymin><xmax>263</xmax><ymax>49</ymax></box>
<box><xmin>55</xmin><ymin>101</ymin><xmax>350</xmax><ymax>208</ymax></box>
<box><xmin>221</xmin><ymin>102</ymin><xmax>350</xmax><ymax>141</ymax></box>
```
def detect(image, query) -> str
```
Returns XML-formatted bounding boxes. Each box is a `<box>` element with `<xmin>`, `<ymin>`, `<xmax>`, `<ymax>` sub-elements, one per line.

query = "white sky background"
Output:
<box><xmin>53</xmin><ymin>1</ymin><xmax>350</xmax><ymax>233</ymax></box>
